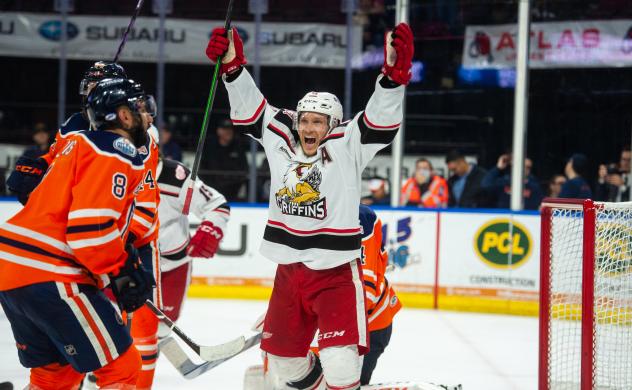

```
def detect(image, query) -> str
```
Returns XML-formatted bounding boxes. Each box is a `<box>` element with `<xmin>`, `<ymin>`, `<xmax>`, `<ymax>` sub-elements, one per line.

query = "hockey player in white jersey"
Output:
<box><xmin>156</xmin><ymin>157</ymin><xmax>230</xmax><ymax>323</ymax></box>
<box><xmin>206</xmin><ymin>22</ymin><xmax>413</xmax><ymax>390</ymax></box>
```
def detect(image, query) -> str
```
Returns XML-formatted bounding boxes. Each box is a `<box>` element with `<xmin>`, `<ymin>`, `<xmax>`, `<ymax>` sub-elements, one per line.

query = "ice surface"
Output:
<box><xmin>0</xmin><ymin>299</ymin><xmax>538</xmax><ymax>389</ymax></box>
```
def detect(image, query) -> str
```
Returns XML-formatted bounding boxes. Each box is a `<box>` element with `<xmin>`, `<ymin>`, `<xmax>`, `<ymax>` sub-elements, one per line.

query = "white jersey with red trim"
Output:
<box><xmin>223</xmin><ymin>68</ymin><xmax>403</xmax><ymax>270</ymax></box>
<box><xmin>155</xmin><ymin>159</ymin><xmax>230</xmax><ymax>272</ymax></box>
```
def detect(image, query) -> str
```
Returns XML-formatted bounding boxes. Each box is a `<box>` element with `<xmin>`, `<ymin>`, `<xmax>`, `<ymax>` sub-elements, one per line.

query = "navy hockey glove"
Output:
<box><xmin>7</xmin><ymin>156</ymin><xmax>48</xmax><ymax>205</ymax></box>
<box><xmin>109</xmin><ymin>244</ymin><xmax>155</xmax><ymax>313</ymax></box>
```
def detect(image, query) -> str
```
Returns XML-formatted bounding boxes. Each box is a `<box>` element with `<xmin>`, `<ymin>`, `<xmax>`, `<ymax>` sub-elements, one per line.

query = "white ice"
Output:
<box><xmin>0</xmin><ymin>299</ymin><xmax>538</xmax><ymax>389</ymax></box>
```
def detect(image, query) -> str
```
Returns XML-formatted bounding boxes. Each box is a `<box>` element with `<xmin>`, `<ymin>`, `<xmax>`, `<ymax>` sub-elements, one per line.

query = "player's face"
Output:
<box><xmin>117</xmin><ymin>106</ymin><xmax>148</xmax><ymax>147</ymax></box>
<box><xmin>298</xmin><ymin>112</ymin><xmax>329</xmax><ymax>157</ymax></box>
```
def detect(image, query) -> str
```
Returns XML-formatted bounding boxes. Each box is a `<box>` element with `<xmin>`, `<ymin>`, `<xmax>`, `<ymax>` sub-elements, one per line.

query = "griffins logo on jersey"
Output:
<box><xmin>275</xmin><ymin>162</ymin><xmax>327</xmax><ymax>220</ymax></box>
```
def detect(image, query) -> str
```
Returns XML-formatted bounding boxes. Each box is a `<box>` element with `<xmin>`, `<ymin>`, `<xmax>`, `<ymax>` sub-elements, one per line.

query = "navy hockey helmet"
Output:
<box><xmin>79</xmin><ymin>61</ymin><xmax>128</xmax><ymax>96</ymax></box>
<box><xmin>85</xmin><ymin>78</ymin><xmax>147</xmax><ymax>130</ymax></box>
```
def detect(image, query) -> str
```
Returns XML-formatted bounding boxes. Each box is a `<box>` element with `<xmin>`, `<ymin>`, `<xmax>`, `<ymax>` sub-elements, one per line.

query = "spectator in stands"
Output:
<box><xmin>362</xmin><ymin>178</ymin><xmax>390</xmax><ymax>206</ymax></box>
<box><xmin>445</xmin><ymin>150</ymin><xmax>489</xmax><ymax>208</ymax></box>
<box><xmin>595</xmin><ymin>164</ymin><xmax>614</xmax><ymax>202</ymax></box>
<box><xmin>615</xmin><ymin>146</ymin><xmax>631</xmax><ymax>200</ymax></box>
<box><xmin>547</xmin><ymin>174</ymin><xmax>566</xmax><ymax>198</ymax></box>
<box><xmin>159</xmin><ymin>125</ymin><xmax>182</xmax><ymax>162</ymax></box>
<box><xmin>618</xmin><ymin>146</ymin><xmax>631</xmax><ymax>174</ymax></box>
<box><xmin>559</xmin><ymin>153</ymin><xmax>592</xmax><ymax>199</ymax></box>
<box><xmin>0</xmin><ymin>168</ymin><xmax>6</xmax><ymax>196</ymax></box>
<box><xmin>481</xmin><ymin>154</ymin><xmax>543</xmax><ymax>210</ymax></box>
<box><xmin>21</xmin><ymin>122</ymin><xmax>50</xmax><ymax>159</ymax></box>
<box><xmin>201</xmin><ymin>118</ymin><xmax>248</xmax><ymax>201</ymax></box>
<box><xmin>400</xmin><ymin>158</ymin><xmax>448</xmax><ymax>208</ymax></box>
<box><xmin>595</xmin><ymin>164</ymin><xmax>629</xmax><ymax>202</ymax></box>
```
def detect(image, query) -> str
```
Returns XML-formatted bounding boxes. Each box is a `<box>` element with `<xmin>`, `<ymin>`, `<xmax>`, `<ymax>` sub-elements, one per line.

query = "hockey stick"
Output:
<box><xmin>160</xmin><ymin>310</ymin><xmax>264</xmax><ymax>379</ymax></box>
<box><xmin>144</xmin><ymin>300</ymin><xmax>245</xmax><ymax>361</ymax></box>
<box><xmin>159</xmin><ymin>332</ymin><xmax>262</xmax><ymax>379</ymax></box>
<box><xmin>182</xmin><ymin>0</ymin><xmax>235</xmax><ymax>215</ymax></box>
<box><xmin>113</xmin><ymin>0</ymin><xmax>145</xmax><ymax>62</ymax></box>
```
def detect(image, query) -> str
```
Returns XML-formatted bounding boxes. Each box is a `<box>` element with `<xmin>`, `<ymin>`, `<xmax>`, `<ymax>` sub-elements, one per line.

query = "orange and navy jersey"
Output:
<box><xmin>129</xmin><ymin>126</ymin><xmax>160</xmax><ymax>248</ymax></box>
<box><xmin>358</xmin><ymin>205</ymin><xmax>401</xmax><ymax>332</ymax></box>
<box><xmin>401</xmin><ymin>175</ymin><xmax>448</xmax><ymax>208</ymax></box>
<box><xmin>40</xmin><ymin>112</ymin><xmax>90</xmax><ymax>166</ymax></box>
<box><xmin>0</xmin><ymin>130</ymin><xmax>144</xmax><ymax>291</ymax></box>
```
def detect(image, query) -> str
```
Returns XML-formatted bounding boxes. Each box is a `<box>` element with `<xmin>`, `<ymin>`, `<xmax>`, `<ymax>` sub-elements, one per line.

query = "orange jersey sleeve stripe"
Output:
<box><xmin>360</xmin><ymin>211</ymin><xmax>401</xmax><ymax>332</ymax></box>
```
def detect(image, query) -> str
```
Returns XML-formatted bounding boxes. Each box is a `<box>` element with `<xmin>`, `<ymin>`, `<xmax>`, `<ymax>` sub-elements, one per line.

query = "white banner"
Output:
<box><xmin>438</xmin><ymin>212</ymin><xmax>540</xmax><ymax>299</ymax></box>
<box><xmin>0</xmin><ymin>12</ymin><xmax>362</xmax><ymax>68</ymax></box>
<box><xmin>463</xmin><ymin>19</ymin><xmax>632</xmax><ymax>69</ymax></box>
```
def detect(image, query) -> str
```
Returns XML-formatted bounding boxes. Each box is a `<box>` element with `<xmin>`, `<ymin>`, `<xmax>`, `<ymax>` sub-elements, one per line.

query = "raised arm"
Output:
<box><xmin>206</xmin><ymin>27</ymin><xmax>279</xmax><ymax>143</ymax></box>
<box><xmin>347</xmin><ymin>23</ymin><xmax>414</xmax><ymax>168</ymax></box>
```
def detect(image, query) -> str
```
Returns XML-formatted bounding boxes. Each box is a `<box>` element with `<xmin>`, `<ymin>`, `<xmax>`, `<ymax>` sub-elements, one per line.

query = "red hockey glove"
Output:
<box><xmin>205</xmin><ymin>27</ymin><xmax>247</xmax><ymax>75</ymax></box>
<box><xmin>381</xmin><ymin>22</ymin><xmax>414</xmax><ymax>86</ymax></box>
<box><xmin>187</xmin><ymin>221</ymin><xmax>224</xmax><ymax>258</ymax></box>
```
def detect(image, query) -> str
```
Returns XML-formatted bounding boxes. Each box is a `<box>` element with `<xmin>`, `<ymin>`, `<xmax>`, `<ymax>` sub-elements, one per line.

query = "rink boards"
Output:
<box><xmin>0</xmin><ymin>200</ymin><xmax>542</xmax><ymax>316</ymax></box>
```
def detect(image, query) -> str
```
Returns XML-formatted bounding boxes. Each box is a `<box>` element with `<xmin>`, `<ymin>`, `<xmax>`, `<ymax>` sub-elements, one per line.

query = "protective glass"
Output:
<box><xmin>129</xmin><ymin>95</ymin><xmax>157</xmax><ymax>118</ymax></box>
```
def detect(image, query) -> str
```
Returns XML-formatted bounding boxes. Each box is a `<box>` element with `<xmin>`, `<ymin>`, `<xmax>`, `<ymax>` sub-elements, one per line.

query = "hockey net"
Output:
<box><xmin>539</xmin><ymin>199</ymin><xmax>632</xmax><ymax>390</ymax></box>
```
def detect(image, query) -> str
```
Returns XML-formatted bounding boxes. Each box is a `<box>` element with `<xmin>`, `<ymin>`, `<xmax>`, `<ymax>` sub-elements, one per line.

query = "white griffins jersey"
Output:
<box><xmin>156</xmin><ymin>159</ymin><xmax>230</xmax><ymax>272</ymax></box>
<box><xmin>224</xmin><ymin>68</ymin><xmax>403</xmax><ymax>270</ymax></box>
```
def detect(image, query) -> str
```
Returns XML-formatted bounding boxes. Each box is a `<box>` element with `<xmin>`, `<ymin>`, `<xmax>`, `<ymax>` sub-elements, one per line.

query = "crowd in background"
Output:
<box><xmin>362</xmin><ymin>147</ymin><xmax>631</xmax><ymax>210</ymax></box>
<box><xmin>3</xmin><ymin>119</ymin><xmax>630</xmax><ymax>211</ymax></box>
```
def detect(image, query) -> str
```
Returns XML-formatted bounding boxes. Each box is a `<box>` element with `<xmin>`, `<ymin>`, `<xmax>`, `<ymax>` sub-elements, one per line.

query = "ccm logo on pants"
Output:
<box><xmin>318</xmin><ymin>331</ymin><xmax>346</xmax><ymax>341</ymax></box>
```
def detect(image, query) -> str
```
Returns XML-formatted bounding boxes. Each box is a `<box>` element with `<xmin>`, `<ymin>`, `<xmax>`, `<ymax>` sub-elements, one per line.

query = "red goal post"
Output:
<box><xmin>539</xmin><ymin>198</ymin><xmax>632</xmax><ymax>390</ymax></box>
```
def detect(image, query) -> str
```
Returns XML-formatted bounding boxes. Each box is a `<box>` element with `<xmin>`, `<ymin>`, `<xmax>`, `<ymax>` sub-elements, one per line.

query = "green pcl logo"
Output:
<box><xmin>474</xmin><ymin>219</ymin><xmax>532</xmax><ymax>269</ymax></box>
<box><xmin>596</xmin><ymin>222</ymin><xmax>632</xmax><ymax>276</ymax></box>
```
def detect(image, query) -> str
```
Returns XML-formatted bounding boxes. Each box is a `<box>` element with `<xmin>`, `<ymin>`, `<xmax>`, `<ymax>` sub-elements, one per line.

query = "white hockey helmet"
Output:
<box><xmin>295</xmin><ymin>91</ymin><xmax>343</xmax><ymax>130</ymax></box>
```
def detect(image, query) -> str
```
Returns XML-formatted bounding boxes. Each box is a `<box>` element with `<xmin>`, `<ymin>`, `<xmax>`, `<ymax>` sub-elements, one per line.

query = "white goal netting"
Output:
<box><xmin>545</xmin><ymin>202</ymin><xmax>632</xmax><ymax>390</ymax></box>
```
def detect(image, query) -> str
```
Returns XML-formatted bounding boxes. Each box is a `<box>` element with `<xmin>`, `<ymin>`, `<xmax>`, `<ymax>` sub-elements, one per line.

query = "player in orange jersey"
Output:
<box><xmin>7</xmin><ymin>61</ymin><xmax>128</xmax><ymax>205</ymax></box>
<box><xmin>357</xmin><ymin>204</ymin><xmax>401</xmax><ymax>385</ymax></box>
<box><xmin>0</xmin><ymin>78</ymin><xmax>155</xmax><ymax>390</ymax></box>
<box><xmin>84</xmin><ymin>100</ymin><xmax>162</xmax><ymax>390</ymax></box>
<box><xmin>126</xmin><ymin>123</ymin><xmax>163</xmax><ymax>389</ymax></box>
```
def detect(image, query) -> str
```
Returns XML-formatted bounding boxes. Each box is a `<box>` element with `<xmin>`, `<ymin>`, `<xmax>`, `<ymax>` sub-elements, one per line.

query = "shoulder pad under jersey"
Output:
<box><xmin>60</xmin><ymin>112</ymin><xmax>90</xmax><ymax>136</ymax></box>
<box><xmin>158</xmin><ymin>158</ymin><xmax>191</xmax><ymax>189</ymax></box>
<box><xmin>79</xmin><ymin>131</ymin><xmax>144</xmax><ymax>168</ymax></box>
<box><xmin>137</xmin><ymin>137</ymin><xmax>151</xmax><ymax>161</ymax></box>
<box><xmin>147</xmin><ymin>124</ymin><xmax>160</xmax><ymax>145</ymax></box>
<box><xmin>359</xmin><ymin>204</ymin><xmax>378</xmax><ymax>239</ymax></box>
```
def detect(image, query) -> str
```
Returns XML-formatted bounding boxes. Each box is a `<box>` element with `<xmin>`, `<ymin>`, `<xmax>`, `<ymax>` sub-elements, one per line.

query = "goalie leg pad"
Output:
<box><xmin>319</xmin><ymin>345</ymin><xmax>361</xmax><ymax>390</ymax></box>
<box><xmin>266</xmin><ymin>351</ymin><xmax>324</xmax><ymax>390</ymax></box>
